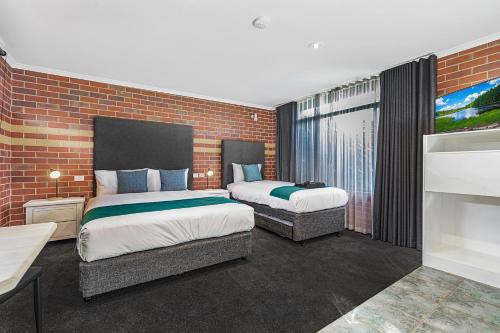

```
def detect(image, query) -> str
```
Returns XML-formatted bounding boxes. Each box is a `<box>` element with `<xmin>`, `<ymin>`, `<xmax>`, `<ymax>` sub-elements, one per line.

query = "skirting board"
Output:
<box><xmin>79</xmin><ymin>231</ymin><xmax>252</xmax><ymax>298</ymax></box>
<box><xmin>423</xmin><ymin>252</ymin><xmax>500</xmax><ymax>289</ymax></box>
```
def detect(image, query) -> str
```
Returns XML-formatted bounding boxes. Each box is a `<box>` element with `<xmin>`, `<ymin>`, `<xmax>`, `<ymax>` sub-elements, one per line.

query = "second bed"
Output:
<box><xmin>222</xmin><ymin>140</ymin><xmax>348</xmax><ymax>243</ymax></box>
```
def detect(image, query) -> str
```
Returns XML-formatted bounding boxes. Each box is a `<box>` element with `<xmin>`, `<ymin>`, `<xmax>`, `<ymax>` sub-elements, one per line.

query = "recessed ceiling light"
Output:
<box><xmin>308</xmin><ymin>42</ymin><xmax>324</xmax><ymax>50</ymax></box>
<box><xmin>252</xmin><ymin>16</ymin><xmax>271</xmax><ymax>30</ymax></box>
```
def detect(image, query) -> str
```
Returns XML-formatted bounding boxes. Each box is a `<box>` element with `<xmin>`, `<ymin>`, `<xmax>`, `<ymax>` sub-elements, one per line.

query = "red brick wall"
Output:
<box><xmin>0</xmin><ymin>57</ymin><xmax>12</xmax><ymax>227</ymax></box>
<box><xmin>4</xmin><ymin>68</ymin><xmax>275</xmax><ymax>226</ymax></box>
<box><xmin>437</xmin><ymin>39</ymin><xmax>500</xmax><ymax>96</ymax></box>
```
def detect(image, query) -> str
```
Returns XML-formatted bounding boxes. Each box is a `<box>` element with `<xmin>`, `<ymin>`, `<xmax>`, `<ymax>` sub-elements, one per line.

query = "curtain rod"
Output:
<box><xmin>276</xmin><ymin>53</ymin><xmax>435</xmax><ymax>108</ymax></box>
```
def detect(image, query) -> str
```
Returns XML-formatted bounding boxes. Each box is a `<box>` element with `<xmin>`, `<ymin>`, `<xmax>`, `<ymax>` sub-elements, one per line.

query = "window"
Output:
<box><xmin>294</xmin><ymin>77</ymin><xmax>380</xmax><ymax>234</ymax></box>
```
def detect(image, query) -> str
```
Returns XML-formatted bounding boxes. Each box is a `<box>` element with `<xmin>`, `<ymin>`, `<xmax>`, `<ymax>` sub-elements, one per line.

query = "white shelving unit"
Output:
<box><xmin>423</xmin><ymin>128</ymin><xmax>500</xmax><ymax>288</ymax></box>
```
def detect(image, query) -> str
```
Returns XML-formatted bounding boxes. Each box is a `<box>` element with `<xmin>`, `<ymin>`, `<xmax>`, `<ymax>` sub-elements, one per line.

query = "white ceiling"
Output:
<box><xmin>0</xmin><ymin>0</ymin><xmax>499</xmax><ymax>109</ymax></box>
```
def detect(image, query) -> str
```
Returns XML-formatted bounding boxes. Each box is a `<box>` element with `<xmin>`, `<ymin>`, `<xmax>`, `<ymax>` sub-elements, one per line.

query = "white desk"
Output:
<box><xmin>0</xmin><ymin>223</ymin><xmax>56</xmax><ymax>295</ymax></box>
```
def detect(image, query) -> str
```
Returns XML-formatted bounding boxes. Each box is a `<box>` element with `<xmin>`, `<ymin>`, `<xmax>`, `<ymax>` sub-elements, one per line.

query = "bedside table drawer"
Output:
<box><xmin>24</xmin><ymin>197</ymin><xmax>85</xmax><ymax>241</ymax></box>
<box><xmin>51</xmin><ymin>220</ymin><xmax>77</xmax><ymax>240</ymax></box>
<box><xmin>32</xmin><ymin>205</ymin><xmax>77</xmax><ymax>224</ymax></box>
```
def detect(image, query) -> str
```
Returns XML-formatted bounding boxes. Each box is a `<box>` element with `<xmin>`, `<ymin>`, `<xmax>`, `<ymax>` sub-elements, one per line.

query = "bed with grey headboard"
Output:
<box><xmin>222</xmin><ymin>139</ymin><xmax>345</xmax><ymax>243</ymax></box>
<box><xmin>93</xmin><ymin>116</ymin><xmax>194</xmax><ymax>191</ymax></box>
<box><xmin>79</xmin><ymin>118</ymin><xmax>252</xmax><ymax>299</ymax></box>
<box><xmin>222</xmin><ymin>140</ymin><xmax>265</xmax><ymax>189</ymax></box>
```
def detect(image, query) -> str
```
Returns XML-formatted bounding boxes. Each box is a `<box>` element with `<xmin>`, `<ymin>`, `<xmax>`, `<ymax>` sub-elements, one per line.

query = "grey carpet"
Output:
<box><xmin>1</xmin><ymin>228</ymin><xmax>421</xmax><ymax>333</ymax></box>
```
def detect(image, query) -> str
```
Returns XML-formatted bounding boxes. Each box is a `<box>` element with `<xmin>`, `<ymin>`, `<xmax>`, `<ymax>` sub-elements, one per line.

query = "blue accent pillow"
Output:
<box><xmin>160</xmin><ymin>169</ymin><xmax>188</xmax><ymax>191</ymax></box>
<box><xmin>117</xmin><ymin>169</ymin><xmax>148</xmax><ymax>194</ymax></box>
<box><xmin>242</xmin><ymin>164</ymin><xmax>262</xmax><ymax>182</ymax></box>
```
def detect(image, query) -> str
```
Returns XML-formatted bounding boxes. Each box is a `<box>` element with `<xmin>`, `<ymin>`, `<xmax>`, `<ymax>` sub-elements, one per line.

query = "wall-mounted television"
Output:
<box><xmin>435</xmin><ymin>76</ymin><xmax>500</xmax><ymax>133</ymax></box>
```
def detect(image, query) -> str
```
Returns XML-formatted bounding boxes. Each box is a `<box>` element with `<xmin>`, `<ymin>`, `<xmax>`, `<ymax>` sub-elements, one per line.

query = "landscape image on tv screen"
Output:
<box><xmin>435</xmin><ymin>76</ymin><xmax>500</xmax><ymax>133</ymax></box>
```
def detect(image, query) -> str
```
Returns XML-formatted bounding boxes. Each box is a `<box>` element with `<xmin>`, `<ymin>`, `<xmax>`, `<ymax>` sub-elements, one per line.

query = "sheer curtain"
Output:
<box><xmin>295</xmin><ymin>78</ymin><xmax>379</xmax><ymax>234</ymax></box>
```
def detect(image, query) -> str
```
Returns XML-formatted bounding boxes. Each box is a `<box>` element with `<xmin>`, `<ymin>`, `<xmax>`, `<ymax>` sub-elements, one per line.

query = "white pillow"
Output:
<box><xmin>95</xmin><ymin>170</ymin><xmax>117</xmax><ymax>196</ymax></box>
<box><xmin>95</xmin><ymin>169</ymin><xmax>161</xmax><ymax>196</ymax></box>
<box><xmin>232</xmin><ymin>163</ymin><xmax>245</xmax><ymax>183</ymax></box>
<box><xmin>232</xmin><ymin>163</ymin><xmax>262</xmax><ymax>183</ymax></box>
<box><xmin>147</xmin><ymin>169</ymin><xmax>161</xmax><ymax>192</ymax></box>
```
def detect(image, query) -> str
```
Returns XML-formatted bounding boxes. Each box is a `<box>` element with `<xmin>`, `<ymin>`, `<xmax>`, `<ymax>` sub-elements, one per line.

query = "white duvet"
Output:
<box><xmin>78</xmin><ymin>191</ymin><xmax>254</xmax><ymax>262</ymax></box>
<box><xmin>227</xmin><ymin>180</ymin><xmax>348</xmax><ymax>213</ymax></box>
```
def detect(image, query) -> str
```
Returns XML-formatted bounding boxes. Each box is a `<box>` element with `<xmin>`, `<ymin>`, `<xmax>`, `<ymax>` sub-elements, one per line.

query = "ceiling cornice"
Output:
<box><xmin>0</xmin><ymin>38</ymin><xmax>275</xmax><ymax>111</ymax></box>
<box><xmin>280</xmin><ymin>32</ymin><xmax>500</xmax><ymax>106</ymax></box>
<box><xmin>434</xmin><ymin>31</ymin><xmax>500</xmax><ymax>58</ymax></box>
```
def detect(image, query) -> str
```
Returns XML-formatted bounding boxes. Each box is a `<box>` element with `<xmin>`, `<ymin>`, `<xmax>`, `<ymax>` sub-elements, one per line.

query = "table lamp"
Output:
<box><xmin>48</xmin><ymin>169</ymin><xmax>62</xmax><ymax>200</ymax></box>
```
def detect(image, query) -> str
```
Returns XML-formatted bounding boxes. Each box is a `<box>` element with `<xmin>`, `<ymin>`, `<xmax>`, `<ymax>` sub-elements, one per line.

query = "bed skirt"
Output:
<box><xmin>79</xmin><ymin>231</ymin><xmax>252</xmax><ymax>298</ymax></box>
<box><xmin>239</xmin><ymin>200</ymin><xmax>345</xmax><ymax>242</ymax></box>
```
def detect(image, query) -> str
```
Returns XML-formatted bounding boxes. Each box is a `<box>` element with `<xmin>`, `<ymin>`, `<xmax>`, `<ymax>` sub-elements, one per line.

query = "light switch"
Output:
<box><xmin>193</xmin><ymin>173</ymin><xmax>199</xmax><ymax>178</ymax></box>
<box><xmin>74</xmin><ymin>175</ymin><xmax>84</xmax><ymax>181</ymax></box>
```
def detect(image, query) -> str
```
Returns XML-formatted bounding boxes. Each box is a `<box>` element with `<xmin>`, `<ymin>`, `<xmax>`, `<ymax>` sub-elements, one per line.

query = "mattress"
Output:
<box><xmin>227</xmin><ymin>180</ymin><xmax>348</xmax><ymax>213</ymax></box>
<box><xmin>78</xmin><ymin>191</ymin><xmax>254</xmax><ymax>262</ymax></box>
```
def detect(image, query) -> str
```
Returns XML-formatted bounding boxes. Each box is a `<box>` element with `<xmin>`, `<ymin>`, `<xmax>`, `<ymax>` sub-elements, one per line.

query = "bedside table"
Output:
<box><xmin>23</xmin><ymin>197</ymin><xmax>85</xmax><ymax>241</ymax></box>
<box><xmin>195</xmin><ymin>189</ymin><xmax>230</xmax><ymax>199</ymax></box>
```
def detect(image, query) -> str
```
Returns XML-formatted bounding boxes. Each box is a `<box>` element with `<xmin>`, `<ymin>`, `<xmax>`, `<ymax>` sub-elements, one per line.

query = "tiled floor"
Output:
<box><xmin>318</xmin><ymin>266</ymin><xmax>500</xmax><ymax>333</ymax></box>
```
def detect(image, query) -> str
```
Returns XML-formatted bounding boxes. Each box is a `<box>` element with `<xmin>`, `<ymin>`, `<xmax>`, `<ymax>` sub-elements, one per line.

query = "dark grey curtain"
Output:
<box><xmin>276</xmin><ymin>102</ymin><xmax>297</xmax><ymax>182</ymax></box>
<box><xmin>373</xmin><ymin>55</ymin><xmax>436</xmax><ymax>250</ymax></box>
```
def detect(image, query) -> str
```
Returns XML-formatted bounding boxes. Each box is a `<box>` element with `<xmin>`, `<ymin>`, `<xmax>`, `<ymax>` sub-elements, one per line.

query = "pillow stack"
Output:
<box><xmin>95</xmin><ymin>168</ymin><xmax>189</xmax><ymax>196</ymax></box>
<box><xmin>232</xmin><ymin>163</ymin><xmax>263</xmax><ymax>182</ymax></box>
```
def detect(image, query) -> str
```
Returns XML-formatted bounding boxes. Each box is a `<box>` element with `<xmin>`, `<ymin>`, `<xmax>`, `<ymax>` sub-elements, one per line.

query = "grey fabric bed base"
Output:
<box><xmin>79</xmin><ymin>231</ymin><xmax>252</xmax><ymax>298</ymax></box>
<box><xmin>238</xmin><ymin>200</ymin><xmax>345</xmax><ymax>242</ymax></box>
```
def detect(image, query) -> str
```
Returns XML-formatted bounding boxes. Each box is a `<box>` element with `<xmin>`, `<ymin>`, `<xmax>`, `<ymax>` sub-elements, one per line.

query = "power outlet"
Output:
<box><xmin>74</xmin><ymin>175</ymin><xmax>84</xmax><ymax>181</ymax></box>
<box><xmin>193</xmin><ymin>173</ymin><xmax>199</xmax><ymax>178</ymax></box>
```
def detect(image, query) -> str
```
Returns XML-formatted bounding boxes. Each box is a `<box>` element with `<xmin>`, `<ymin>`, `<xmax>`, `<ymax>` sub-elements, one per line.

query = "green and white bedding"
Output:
<box><xmin>78</xmin><ymin>191</ymin><xmax>254</xmax><ymax>262</ymax></box>
<box><xmin>228</xmin><ymin>180</ymin><xmax>348</xmax><ymax>213</ymax></box>
<box><xmin>269</xmin><ymin>186</ymin><xmax>305</xmax><ymax>200</ymax></box>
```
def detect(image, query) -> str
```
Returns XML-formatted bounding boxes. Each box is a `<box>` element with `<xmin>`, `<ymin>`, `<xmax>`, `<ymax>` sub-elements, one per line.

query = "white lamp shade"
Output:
<box><xmin>207</xmin><ymin>169</ymin><xmax>214</xmax><ymax>177</ymax></box>
<box><xmin>49</xmin><ymin>170</ymin><xmax>61</xmax><ymax>179</ymax></box>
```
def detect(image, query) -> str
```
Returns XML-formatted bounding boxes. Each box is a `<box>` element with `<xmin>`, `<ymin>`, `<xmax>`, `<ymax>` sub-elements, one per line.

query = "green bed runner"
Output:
<box><xmin>269</xmin><ymin>186</ymin><xmax>305</xmax><ymax>200</ymax></box>
<box><xmin>81</xmin><ymin>197</ymin><xmax>239</xmax><ymax>227</ymax></box>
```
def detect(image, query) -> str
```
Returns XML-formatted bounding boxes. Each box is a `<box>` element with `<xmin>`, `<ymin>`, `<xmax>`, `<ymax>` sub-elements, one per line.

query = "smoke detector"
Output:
<box><xmin>252</xmin><ymin>16</ymin><xmax>270</xmax><ymax>30</ymax></box>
